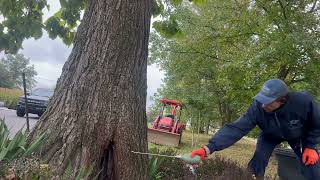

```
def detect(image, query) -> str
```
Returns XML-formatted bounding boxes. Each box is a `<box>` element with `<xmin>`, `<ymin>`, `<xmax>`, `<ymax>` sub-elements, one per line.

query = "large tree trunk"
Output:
<box><xmin>28</xmin><ymin>1</ymin><xmax>151</xmax><ymax>179</ymax></box>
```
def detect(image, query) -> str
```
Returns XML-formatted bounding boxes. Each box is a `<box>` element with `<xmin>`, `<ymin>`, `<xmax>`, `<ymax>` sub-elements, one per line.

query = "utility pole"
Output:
<box><xmin>22</xmin><ymin>72</ymin><xmax>30</xmax><ymax>132</ymax></box>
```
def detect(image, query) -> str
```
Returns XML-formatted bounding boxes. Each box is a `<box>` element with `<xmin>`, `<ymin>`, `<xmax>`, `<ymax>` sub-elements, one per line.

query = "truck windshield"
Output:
<box><xmin>31</xmin><ymin>88</ymin><xmax>54</xmax><ymax>97</ymax></box>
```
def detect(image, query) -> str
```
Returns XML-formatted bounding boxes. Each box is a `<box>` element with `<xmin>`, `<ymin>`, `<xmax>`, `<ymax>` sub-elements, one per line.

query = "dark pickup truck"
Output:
<box><xmin>16</xmin><ymin>88</ymin><xmax>54</xmax><ymax>117</ymax></box>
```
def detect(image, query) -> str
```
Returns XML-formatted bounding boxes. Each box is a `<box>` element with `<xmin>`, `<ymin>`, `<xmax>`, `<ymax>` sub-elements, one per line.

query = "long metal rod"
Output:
<box><xmin>22</xmin><ymin>72</ymin><xmax>30</xmax><ymax>132</ymax></box>
<box><xmin>131</xmin><ymin>151</ymin><xmax>178</xmax><ymax>158</ymax></box>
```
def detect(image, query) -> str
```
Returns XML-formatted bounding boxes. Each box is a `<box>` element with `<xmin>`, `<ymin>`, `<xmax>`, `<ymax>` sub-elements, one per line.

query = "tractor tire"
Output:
<box><xmin>16</xmin><ymin>108</ymin><xmax>25</xmax><ymax>117</ymax></box>
<box><xmin>38</xmin><ymin>112</ymin><xmax>44</xmax><ymax>117</ymax></box>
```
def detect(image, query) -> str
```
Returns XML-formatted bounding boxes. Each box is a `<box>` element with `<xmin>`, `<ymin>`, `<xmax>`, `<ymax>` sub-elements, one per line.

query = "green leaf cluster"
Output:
<box><xmin>152</xmin><ymin>0</ymin><xmax>165</xmax><ymax>17</ymax></box>
<box><xmin>44</xmin><ymin>0</ymin><xmax>86</xmax><ymax>45</ymax></box>
<box><xmin>0</xmin><ymin>0</ymin><xmax>86</xmax><ymax>53</ymax></box>
<box><xmin>0</xmin><ymin>0</ymin><xmax>48</xmax><ymax>53</ymax></box>
<box><xmin>153</xmin><ymin>17</ymin><xmax>182</xmax><ymax>38</ymax></box>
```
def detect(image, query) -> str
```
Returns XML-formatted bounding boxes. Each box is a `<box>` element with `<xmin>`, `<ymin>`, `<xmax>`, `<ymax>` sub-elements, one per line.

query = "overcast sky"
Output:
<box><xmin>8</xmin><ymin>1</ymin><xmax>164</xmax><ymax>108</ymax></box>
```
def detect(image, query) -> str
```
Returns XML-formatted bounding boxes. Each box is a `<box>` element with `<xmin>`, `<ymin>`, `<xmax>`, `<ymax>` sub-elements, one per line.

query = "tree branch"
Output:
<box><xmin>287</xmin><ymin>77</ymin><xmax>305</xmax><ymax>86</ymax></box>
<box><xmin>278</xmin><ymin>0</ymin><xmax>287</xmax><ymax>20</ymax></box>
<box><xmin>277</xmin><ymin>64</ymin><xmax>290</xmax><ymax>80</ymax></box>
<box><xmin>309</xmin><ymin>0</ymin><xmax>318</xmax><ymax>13</ymax></box>
<box><xmin>261</xmin><ymin>6</ymin><xmax>283</xmax><ymax>32</ymax></box>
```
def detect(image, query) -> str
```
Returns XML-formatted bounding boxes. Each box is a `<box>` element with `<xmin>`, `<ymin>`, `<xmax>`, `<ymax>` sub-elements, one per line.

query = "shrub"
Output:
<box><xmin>247</xmin><ymin>127</ymin><xmax>260</xmax><ymax>138</ymax></box>
<box><xmin>0</xmin><ymin>88</ymin><xmax>23</xmax><ymax>109</ymax></box>
<box><xmin>148</xmin><ymin>155</ymin><xmax>164</xmax><ymax>180</ymax></box>
<box><xmin>196</xmin><ymin>156</ymin><xmax>259</xmax><ymax>180</ymax></box>
<box><xmin>148</xmin><ymin>147</ymin><xmax>193</xmax><ymax>180</ymax></box>
<box><xmin>147</xmin><ymin>147</ymin><xmax>271</xmax><ymax>179</ymax></box>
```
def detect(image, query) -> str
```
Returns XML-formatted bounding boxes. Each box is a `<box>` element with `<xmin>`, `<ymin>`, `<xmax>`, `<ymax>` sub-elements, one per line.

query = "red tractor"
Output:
<box><xmin>147</xmin><ymin>99</ymin><xmax>185</xmax><ymax>147</ymax></box>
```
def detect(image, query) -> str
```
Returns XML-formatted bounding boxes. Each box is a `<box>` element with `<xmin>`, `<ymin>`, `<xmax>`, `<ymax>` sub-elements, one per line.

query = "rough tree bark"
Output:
<box><xmin>28</xmin><ymin>1</ymin><xmax>151</xmax><ymax>179</ymax></box>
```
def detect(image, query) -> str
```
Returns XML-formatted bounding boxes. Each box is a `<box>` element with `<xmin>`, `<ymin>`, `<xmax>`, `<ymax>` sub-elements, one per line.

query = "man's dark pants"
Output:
<box><xmin>247</xmin><ymin>134</ymin><xmax>320</xmax><ymax>179</ymax></box>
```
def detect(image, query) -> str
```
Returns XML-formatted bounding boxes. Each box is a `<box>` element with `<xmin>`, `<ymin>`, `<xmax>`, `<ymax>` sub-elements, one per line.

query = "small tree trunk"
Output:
<box><xmin>196</xmin><ymin>111</ymin><xmax>201</xmax><ymax>144</ymax></box>
<box><xmin>28</xmin><ymin>1</ymin><xmax>151</xmax><ymax>179</ymax></box>
<box><xmin>190</xmin><ymin>117</ymin><xmax>194</xmax><ymax>147</ymax></box>
<box><xmin>205</xmin><ymin>120</ymin><xmax>210</xmax><ymax>134</ymax></box>
<box><xmin>217</xmin><ymin>100</ymin><xmax>224</xmax><ymax>126</ymax></box>
<box><xmin>277</xmin><ymin>64</ymin><xmax>290</xmax><ymax>80</ymax></box>
<box><xmin>225</xmin><ymin>102</ymin><xmax>232</xmax><ymax>123</ymax></box>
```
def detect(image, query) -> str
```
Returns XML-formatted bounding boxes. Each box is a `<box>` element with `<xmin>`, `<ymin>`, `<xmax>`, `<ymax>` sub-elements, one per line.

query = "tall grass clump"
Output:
<box><xmin>0</xmin><ymin>88</ymin><xmax>23</xmax><ymax>109</ymax></box>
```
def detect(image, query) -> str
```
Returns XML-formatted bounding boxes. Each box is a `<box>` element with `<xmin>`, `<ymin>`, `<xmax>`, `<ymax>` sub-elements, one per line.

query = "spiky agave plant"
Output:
<box><xmin>148</xmin><ymin>156</ymin><xmax>165</xmax><ymax>180</ymax></box>
<box><xmin>0</xmin><ymin>117</ymin><xmax>46</xmax><ymax>162</ymax></box>
<box><xmin>148</xmin><ymin>147</ymin><xmax>166</xmax><ymax>180</ymax></box>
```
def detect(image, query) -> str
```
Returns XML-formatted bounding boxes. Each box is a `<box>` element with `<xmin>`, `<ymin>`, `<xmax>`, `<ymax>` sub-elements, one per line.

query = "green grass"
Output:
<box><xmin>148</xmin><ymin>130</ymin><xmax>278</xmax><ymax>178</ymax></box>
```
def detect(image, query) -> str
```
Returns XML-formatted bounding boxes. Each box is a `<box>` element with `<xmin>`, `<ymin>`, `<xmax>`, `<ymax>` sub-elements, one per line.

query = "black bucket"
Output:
<box><xmin>274</xmin><ymin>148</ymin><xmax>306</xmax><ymax>180</ymax></box>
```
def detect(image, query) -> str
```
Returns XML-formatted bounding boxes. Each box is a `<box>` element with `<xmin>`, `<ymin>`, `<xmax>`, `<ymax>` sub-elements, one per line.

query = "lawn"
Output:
<box><xmin>148</xmin><ymin>130</ymin><xmax>278</xmax><ymax>178</ymax></box>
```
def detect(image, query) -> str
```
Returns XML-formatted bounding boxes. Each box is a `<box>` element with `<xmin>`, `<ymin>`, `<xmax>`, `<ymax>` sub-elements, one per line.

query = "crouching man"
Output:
<box><xmin>191</xmin><ymin>79</ymin><xmax>320</xmax><ymax>179</ymax></box>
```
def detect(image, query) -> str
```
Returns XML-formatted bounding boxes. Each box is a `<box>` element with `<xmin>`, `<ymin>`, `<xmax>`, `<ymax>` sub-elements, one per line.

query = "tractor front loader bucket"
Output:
<box><xmin>147</xmin><ymin>128</ymin><xmax>181</xmax><ymax>147</ymax></box>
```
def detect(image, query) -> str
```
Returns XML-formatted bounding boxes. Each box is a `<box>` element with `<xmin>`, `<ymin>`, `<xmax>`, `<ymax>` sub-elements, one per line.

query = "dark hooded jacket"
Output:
<box><xmin>206</xmin><ymin>92</ymin><xmax>320</xmax><ymax>153</ymax></box>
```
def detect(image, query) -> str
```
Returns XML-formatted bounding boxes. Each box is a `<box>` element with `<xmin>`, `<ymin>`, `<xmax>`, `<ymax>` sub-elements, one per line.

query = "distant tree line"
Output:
<box><xmin>0</xmin><ymin>54</ymin><xmax>37</xmax><ymax>90</ymax></box>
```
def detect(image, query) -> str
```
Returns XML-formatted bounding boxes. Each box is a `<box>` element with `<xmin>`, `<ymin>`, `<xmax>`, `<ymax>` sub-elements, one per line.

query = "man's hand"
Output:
<box><xmin>191</xmin><ymin>146</ymin><xmax>210</xmax><ymax>160</ymax></box>
<box><xmin>302</xmin><ymin>148</ymin><xmax>319</xmax><ymax>165</ymax></box>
